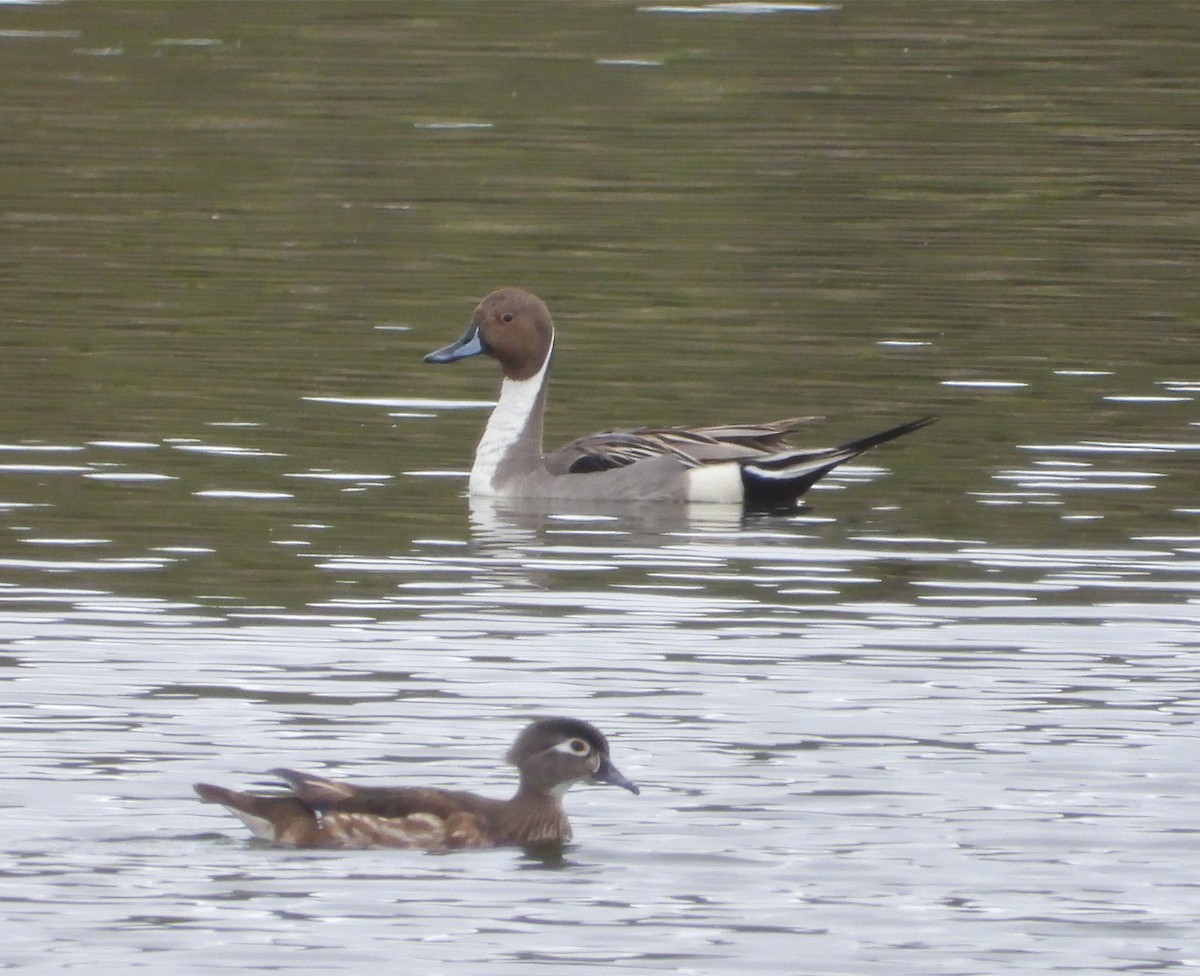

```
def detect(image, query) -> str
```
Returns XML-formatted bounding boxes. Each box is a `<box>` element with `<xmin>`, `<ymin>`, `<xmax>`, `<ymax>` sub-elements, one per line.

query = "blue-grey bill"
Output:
<box><xmin>424</xmin><ymin>324</ymin><xmax>485</xmax><ymax>363</ymax></box>
<box><xmin>593</xmin><ymin>755</ymin><xmax>639</xmax><ymax>795</ymax></box>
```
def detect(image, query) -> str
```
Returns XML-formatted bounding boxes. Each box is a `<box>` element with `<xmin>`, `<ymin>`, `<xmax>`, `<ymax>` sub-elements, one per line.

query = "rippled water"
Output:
<box><xmin>3</xmin><ymin>1</ymin><xmax>1200</xmax><ymax>973</ymax></box>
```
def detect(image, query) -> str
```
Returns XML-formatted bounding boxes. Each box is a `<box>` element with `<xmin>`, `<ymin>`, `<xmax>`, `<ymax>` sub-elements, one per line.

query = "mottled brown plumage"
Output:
<box><xmin>194</xmin><ymin>717</ymin><xmax>638</xmax><ymax>851</ymax></box>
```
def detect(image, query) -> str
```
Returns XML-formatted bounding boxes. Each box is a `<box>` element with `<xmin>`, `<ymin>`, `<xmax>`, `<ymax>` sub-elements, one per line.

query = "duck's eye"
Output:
<box><xmin>501</xmin><ymin>312</ymin><xmax>514</xmax><ymax>323</ymax></box>
<box><xmin>552</xmin><ymin>734</ymin><xmax>590</xmax><ymax>758</ymax></box>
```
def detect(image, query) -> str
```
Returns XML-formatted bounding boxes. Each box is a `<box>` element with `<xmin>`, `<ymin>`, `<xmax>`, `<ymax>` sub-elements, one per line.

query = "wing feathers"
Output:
<box><xmin>553</xmin><ymin>414</ymin><xmax>935</xmax><ymax>508</ymax></box>
<box><xmin>558</xmin><ymin>416</ymin><xmax>822</xmax><ymax>474</ymax></box>
<box><xmin>195</xmin><ymin>773</ymin><xmax>503</xmax><ymax>849</ymax></box>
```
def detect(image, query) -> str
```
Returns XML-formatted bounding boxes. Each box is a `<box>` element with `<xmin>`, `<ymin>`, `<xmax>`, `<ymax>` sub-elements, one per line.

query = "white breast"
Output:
<box><xmin>469</xmin><ymin>340</ymin><xmax>553</xmax><ymax>495</ymax></box>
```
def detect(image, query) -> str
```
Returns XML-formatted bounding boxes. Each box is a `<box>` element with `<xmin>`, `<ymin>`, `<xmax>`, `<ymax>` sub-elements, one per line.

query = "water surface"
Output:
<box><xmin>2</xmin><ymin>2</ymin><xmax>1198</xmax><ymax>973</ymax></box>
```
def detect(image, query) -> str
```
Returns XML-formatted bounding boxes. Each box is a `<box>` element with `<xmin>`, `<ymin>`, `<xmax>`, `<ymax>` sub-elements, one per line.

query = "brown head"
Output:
<box><xmin>424</xmin><ymin>288</ymin><xmax>555</xmax><ymax>382</ymax></box>
<box><xmin>506</xmin><ymin>717</ymin><xmax>639</xmax><ymax>797</ymax></box>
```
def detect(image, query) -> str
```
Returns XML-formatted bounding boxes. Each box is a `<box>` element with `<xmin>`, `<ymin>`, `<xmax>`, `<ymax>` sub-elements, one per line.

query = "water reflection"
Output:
<box><xmin>470</xmin><ymin>492</ymin><xmax>747</xmax><ymax>537</ymax></box>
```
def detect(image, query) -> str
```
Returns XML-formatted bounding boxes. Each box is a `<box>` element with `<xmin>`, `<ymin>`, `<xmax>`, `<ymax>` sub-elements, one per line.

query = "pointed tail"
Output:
<box><xmin>741</xmin><ymin>415</ymin><xmax>936</xmax><ymax>509</ymax></box>
<box><xmin>194</xmin><ymin>781</ymin><xmax>323</xmax><ymax>846</ymax></box>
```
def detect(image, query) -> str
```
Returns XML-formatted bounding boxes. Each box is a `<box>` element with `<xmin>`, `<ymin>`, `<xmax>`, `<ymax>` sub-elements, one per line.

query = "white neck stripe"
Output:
<box><xmin>468</xmin><ymin>336</ymin><xmax>553</xmax><ymax>494</ymax></box>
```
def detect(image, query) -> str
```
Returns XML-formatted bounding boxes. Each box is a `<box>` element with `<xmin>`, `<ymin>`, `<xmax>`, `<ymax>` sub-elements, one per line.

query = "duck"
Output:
<box><xmin>193</xmin><ymin>717</ymin><xmax>638</xmax><ymax>851</ymax></box>
<box><xmin>425</xmin><ymin>288</ymin><xmax>935</xmax><ymax>509</ymax></box>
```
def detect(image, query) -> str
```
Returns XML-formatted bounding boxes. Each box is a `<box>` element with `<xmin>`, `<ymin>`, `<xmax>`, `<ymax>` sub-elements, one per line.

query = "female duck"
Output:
<box><xmin>194</xmin><ymin>717</ymin><xmax>638</xmax><ymax>851</ymax></box>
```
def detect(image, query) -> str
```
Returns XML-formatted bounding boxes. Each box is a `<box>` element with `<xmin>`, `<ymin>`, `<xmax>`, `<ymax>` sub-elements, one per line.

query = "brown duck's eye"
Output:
<box><xmin>501</xmin><ymin>313</ymin><xmax>514</xmax><ymax>323</ymax></box>
<box><xmin>568</xmin><ymin>738</ymin><xmax>590</xmax><ymax>755</ymax></box>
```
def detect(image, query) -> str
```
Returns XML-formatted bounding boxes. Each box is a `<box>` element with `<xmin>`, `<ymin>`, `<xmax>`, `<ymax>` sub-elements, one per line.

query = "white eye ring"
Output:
<box><xmin>554</xmin><ymin>738</ymin><xmax>591</xmax><ymax>756</ymax></box>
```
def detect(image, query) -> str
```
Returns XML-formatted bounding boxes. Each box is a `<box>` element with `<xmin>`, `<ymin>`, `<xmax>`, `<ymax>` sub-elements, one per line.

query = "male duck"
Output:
<box><xmin>425</xmin><ymin>288</ymin><xmax>935</xmax><ymax>509</ymax></box>
<box><xmin>194</xmin><ymin>717</ymin><xmax>638</xmax><ymax>851</ymax></box>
